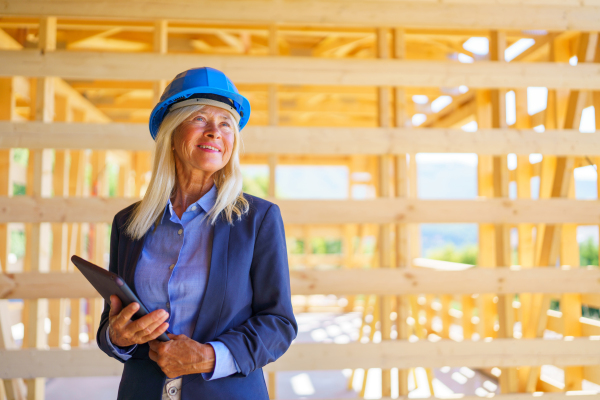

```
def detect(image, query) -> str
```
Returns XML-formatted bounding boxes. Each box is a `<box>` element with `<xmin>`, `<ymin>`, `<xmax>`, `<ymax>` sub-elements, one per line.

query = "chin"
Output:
<box><xmin>193</xmin><ymin>161</ymin><xmax>223</xmax><ymax>174</ymax></box>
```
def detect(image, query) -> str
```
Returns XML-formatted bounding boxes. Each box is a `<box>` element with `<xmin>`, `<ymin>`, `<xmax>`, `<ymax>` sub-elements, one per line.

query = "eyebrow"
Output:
<box><xmin>192</xmin><ymin>111</ymin><xmax>234</xmax><ymax>123</ymax></box>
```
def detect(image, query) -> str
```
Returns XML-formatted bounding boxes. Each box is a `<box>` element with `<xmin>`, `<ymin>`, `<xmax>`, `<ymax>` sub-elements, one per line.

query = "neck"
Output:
<box><xmin>171</xmin><ymin>158</ymin><xmax>214</xmax><ymax>216</ymax></box>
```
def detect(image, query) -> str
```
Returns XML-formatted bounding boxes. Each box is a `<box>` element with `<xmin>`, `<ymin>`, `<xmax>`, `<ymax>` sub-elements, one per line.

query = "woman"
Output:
<box><xmin>96</xmin><ymin>67</ymin><xmax>297</xmax><ymax>400</ymax></box>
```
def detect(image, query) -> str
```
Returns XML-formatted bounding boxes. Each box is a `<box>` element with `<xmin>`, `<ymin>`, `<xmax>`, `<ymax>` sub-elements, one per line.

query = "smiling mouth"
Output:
<box><xmin>197</xmin><ymin>144</ymin><xmax>221</xmax><ymax>152</ymax></box>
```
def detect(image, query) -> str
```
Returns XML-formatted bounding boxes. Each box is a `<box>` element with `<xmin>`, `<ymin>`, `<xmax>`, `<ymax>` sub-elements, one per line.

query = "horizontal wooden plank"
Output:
<box><xmin>3</xmin><ymin>0</ymin><xmax>600</xmax><ymax>31</ymax></box>
<box><xmin>1</xmin><ymin>268</ymin><xmax>598</xmax><ymax>300</ymax></box>
<box><xmin>289</xmin><ymin>268</ymin><xmax>600</xmax><ymax>295</ymax></box>
<box><xmin>299</xmin><ymin>396</ymin><xmax>600</xmax><ymax>400</ymax></box>
<box><xmin>1</xmin><ymin>197</ymin><xmax>599</xmax><ymax>224</ymax></box>
<box><xmin>1</xmin><ymin>122</ymin><xmax>598</xmax><ymax>156</ymax></box>
<box><xmin>2</xmin><ymin>338</ymin><xmax>599</xmax><ymax>378</ymax></box>
<box><xmin>1</xmin><ymin>50</ymin><xmax>600</xmax><ymax>89</ymax></box>
<box><xmin>0</xmin><ymin>348</ymin><xmax>123</xmax><ymax>379</ymax></box>
<box><xmin>265</xmin><ymin>338</ymin><xmax>600</xmax><ymax>372</ymax></box>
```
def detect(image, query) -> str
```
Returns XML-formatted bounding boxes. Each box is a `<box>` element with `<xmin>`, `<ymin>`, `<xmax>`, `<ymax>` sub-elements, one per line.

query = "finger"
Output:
<box><xmin>135</xmin><ymin>313</ymin><xmax>169</xmax><ymax>339</ymax></box>
<box><xmin>128</xmin><ymin>309</ymin><xmax>168</xmax><ymax>336</ymax></box>
<box><xmin>148</xmin><ymin>349</ymin><xmax>157</xmax><ymax>362</ymax></box>
<box><xmin>167</xmin><ymin>333</ymin><xmax>176</xmax><ymax>339</ymax></box>
<box><xmin>112</xmin><ymin>302</ymin><xmax>140</xmax><ymax>331</ymax></box>
<box><xmin>139</xmin><ymin>322</ymin><xmax>169</xmax><ymax>343</ymax></box>
<box><xmin>108</xmin><ymin>295</ymin><xmax>122</xmax><ymax>317</ymax></box>
<box><xmin>118</xmin><ymin>302</ymin><xmax>141</xmax><ymax>324</ymax></box>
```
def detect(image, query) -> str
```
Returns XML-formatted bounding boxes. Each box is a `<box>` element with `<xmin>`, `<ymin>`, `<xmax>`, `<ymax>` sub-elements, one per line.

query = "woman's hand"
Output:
<box><xmin>108</xmin><ymin>295</ymin><xmax>170</xmax><ymax>348</ymax></box>
<box><xmin>148</xmin><ymin>333</ymin><xmax>215</xmax><ymax>378</ymax></box>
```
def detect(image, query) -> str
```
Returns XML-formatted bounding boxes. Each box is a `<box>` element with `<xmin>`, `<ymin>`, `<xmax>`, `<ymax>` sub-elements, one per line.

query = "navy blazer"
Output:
<box><xmin>96</xmin><ymin>193</ymin><xmax>298</xmax><ymax>400</ymax></box>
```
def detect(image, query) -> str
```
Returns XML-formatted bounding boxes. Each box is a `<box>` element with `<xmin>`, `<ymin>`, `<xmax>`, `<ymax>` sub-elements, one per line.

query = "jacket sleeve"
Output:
<box><xmin>215</xmin><ymin>203</ymin><xmax>298</xmax><ymax>376</ymax></box>
<box><xmin>96</xmin><ymin>214</ymin><xmax>128</xmax><ymax>363</ymax></box>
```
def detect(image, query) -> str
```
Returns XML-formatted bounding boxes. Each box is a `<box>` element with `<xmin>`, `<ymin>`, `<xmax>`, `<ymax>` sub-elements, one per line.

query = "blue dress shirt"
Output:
<box><xmin>106</xmin><ymin>183</ymin><xmax>240</xmax><ymax>380</ymax></box>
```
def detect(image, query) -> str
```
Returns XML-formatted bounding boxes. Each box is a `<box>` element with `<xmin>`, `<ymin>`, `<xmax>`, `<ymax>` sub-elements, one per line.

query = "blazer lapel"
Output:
<box><xmin>191</xmin><ymin>215</ymin><xmax>231</xmax><ymax>343</ymax></box>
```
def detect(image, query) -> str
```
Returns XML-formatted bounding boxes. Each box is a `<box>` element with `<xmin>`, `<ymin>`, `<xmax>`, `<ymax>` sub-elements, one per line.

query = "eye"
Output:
<box><xmin>193</xmin><ymin>116</ymin><xmax>206</xmax><ymax>122</ymax></box>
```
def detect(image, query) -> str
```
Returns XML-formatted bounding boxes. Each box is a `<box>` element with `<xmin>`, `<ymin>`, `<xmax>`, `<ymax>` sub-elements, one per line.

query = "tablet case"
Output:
<box><xmin>71</xmin><ymin>255</ymin><xmax>170</xmax><ymax>342</ymax></box>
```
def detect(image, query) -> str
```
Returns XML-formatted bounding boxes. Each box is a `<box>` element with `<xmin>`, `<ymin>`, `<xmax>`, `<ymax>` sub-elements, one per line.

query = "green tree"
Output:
<box><xmin>425</xmin><ymin>244</ymin><xmax>478</xmax><ymax>265</ymax></box>
<box><xmin>242</xmin><ymin>174</ymin><xmax>269</xmax><ymax>198</ymax></box>
<box><xmin>579</xmin><ymin>238</ymin><xmax>599</xmax><ymax>266</ymax></box>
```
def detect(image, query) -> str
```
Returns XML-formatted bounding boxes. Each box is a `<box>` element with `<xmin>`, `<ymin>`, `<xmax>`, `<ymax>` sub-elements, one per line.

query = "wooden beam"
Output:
<box><xmin>1</xmin><ymin>50</ymin><xmax>600</xmax><ymax>89</ymax></box>
<box><xmin>2</xmin><ymin>337</ymin><xmax>600</xmax><ymax>379</ymax></box>
<box><xmin>1</xmin><ymin>197</ymin><xmax>599</xmax><ymax>225</ymax></box>
<box><xmin>266</xmin><ymin>338</ymin><xmax>600</xmax><ymax>371</ymax></box>
<box><xmin>1</xmin><ymin>267</ymin><xmax>599</xmax><ymax>300</ymax></box>
<box><xmin>2</xmin><ymin>122</ymin><xmax>599</xmax><ymax>156</ymax></box>
<box><xmin>3</xmin><ymin>0</ymin><xmax>600</xmax><ymax>31</ymax></box>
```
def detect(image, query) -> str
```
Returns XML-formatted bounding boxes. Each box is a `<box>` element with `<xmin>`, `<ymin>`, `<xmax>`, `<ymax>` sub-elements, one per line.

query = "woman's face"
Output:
<box><xmin>172</xmin><ymin>105</ymin><xmax>236</xmax><ymax>175</ymax></box>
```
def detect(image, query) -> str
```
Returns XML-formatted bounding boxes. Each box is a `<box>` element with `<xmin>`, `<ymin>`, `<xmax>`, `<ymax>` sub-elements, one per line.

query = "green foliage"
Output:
<box><xmin>311</xmin><ymin>238</ymin><xmax>342</xmax><ymax>254</ymax></box>
<box><xmin>287</xmin><ymin>238</ymin><xmax>304</xmax><ymax>254</ymax></box>
<box><xmin>10</xmin><ymin>229</ymin><xmax>25</xmax><ymax>258</ymax></box>
<box><xmin>579</xmin><ymin>238</ymin><xmax>599</xmax><ymax>266</ymax></box>
<box><xmin>13</xmin><ymin>149</ymin><xmax>28</xmax><ymax>166</ymax></box>
<box><xmin>107</xmin><ymin>163</ymin><xmax>119</xmax><ymax>197</ymax></box>
<box><xmin>425</xmin><ymin>243</ymin><xmax>478</xmax><ymax>265</ymax></box>
<box><xmin>287</xmin><ymin>238</ymin><xmax>342</xmax><ymax>254</ymax></box>
<box><xmin>242</xmin><ymin>174</ymin><xmax>269</xmax><ymax>198</ymax></box>
<box><xmin>583</xmin><ymin>305</ymin><xmax>600</xmax><ymax>320</ymax></box>
<box><xmin>13</xmin><ymin>183</ymin><xmax>26</xmax><ymax>196</ymax></box>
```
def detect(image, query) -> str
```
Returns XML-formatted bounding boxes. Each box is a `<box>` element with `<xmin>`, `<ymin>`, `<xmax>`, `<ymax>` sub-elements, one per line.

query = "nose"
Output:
<box><xmin>203</xmin><ymin>121</ymin><xmax>221</xmax><ymax>138</ymax></box>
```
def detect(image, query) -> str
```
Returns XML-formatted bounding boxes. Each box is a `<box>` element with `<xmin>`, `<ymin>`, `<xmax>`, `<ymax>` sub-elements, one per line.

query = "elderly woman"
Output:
<box><xmin>96</xmin><ymin>67</ymin><xmax>297</xmax><ymax>400</ymax></box>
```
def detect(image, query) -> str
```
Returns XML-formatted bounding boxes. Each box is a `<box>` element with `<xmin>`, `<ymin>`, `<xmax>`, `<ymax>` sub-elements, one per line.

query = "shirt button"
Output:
<box><xmin>166</xmin><ymin>301</ymin><xmax>170</xmax><ymax>308</ymax></box>
<box><xmin>191</xmin><ymin>205</ymin><xmax>197</xmax><ymax>211</ymax></box>
<box><xmin>177</xmin><ymin>229</ymin><xmax>183</xmax><ymax>235</ymax></box>
<box><xmin>168</xmin><ymin>387</ymin><xmax>178</xmax><ymax>396</ymax></box>
<box><xmin>169</xmin><ymin>264</ymin><xmax>175</xmax><ymax>270</ymax></box>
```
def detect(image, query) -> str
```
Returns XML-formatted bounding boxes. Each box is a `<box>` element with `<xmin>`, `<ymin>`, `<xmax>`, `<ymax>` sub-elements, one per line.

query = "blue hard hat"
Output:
<box><xmin>149</xmin><ymin>67</ymin><xmax>251</xmax><ymax>140</ymax></box>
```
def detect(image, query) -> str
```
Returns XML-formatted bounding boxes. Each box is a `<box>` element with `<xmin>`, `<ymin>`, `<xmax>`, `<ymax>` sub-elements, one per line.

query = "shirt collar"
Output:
<box><xmin>161</xmin><ymin>183</ymin><xmax>218</xmax><ymax>224</ymax></box>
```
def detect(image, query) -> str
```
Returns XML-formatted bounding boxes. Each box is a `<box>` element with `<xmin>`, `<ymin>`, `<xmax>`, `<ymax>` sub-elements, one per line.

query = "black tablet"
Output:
<box><xmin>71</xmin><ymin>255</ymin><xmax>170</xmax><ymax>342</ymax></box>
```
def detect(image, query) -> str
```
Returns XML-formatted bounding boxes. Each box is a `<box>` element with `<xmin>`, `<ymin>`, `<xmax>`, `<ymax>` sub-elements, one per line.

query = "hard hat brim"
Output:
<box><xmin>149</xmin><ymin>86</ymin><xmax>251</xmax><ymax>140</ymax></box>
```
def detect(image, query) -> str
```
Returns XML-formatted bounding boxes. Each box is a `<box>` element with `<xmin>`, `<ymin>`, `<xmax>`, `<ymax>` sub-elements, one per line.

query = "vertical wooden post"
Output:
<box><xmin>152</xmin><ymin>20</ymin><xmax>168</xmax><ymax>105</ymax></box>
<box><xmin>47</xmin><ymin>94</ymin><xmax>70</xmax><ymax>349</ymax></box>
<box><xmin>22</xmin><ymin>16</ymin><xmax>57</xmax><ymax>400</ymax></box>
<box><xmin>0</xmin><ymin>78</ymin><xmax>14</xmax><ymax>271</ymax></box>
<box><xmin>392</xmin><ymin>26</ymin><xmax>415</xmax><ymax>399</ymax></box>
<box><xmin>68</xmin><ymin>149</ymin><xmax>87</xmax><ymax>349</ymax></box>
<box><xmin>514</xmin><ymin>88</ymin><xmax>538</xmax><ymax>392</ymax></box>
<box><xmin>561</xmin><ymin>176</ymin><xmax>583</xmax><ymax>391</ymax></box>
<box><xmin>267</xmin><ymin>26</ymin><xmax>279</xmax><ymax>201</ymax></box>
<box><xmin>89</xmin><ymin>150</ymin><xmax>108</xmax><ymax>342</ymax></box>
<box><xmin>475</xmin><ymin>89</ymin><xmax>497</xmax><ymax>340</ymax></box>
<box><xmin>118</xmin><ymin>153</ymin><xmax>134</xmax><ymax>198</ymax></box>
<box><xmin>394</xmin><ymin>60</ymin><xmax>412</xmax><ymax>390</ymax></box>
<box><xmin>374</xmin><ymin>27</ymin><xmax>394</xmax><ymax>398</ymax></box>
<box><xmin>489</xmin><ymin>30</ymin><xmax>519</xmax><ymax>394</ymax></box>
<box><xmin>266</xmin><ymin>25</ymin><xmax>279</xmax><ymax>400</ymax></box>
<box><xmin>0</xmin><ymin>76</ymin><xmax>27</xmax><ymax>400</ymax></box>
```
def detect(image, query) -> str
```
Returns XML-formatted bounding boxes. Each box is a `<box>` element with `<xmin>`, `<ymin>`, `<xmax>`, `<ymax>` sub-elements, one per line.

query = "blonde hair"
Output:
<box><xmin>125</xmin><ymin>104</ymin><xmax>249</xmax><ymax>240</ymax></box>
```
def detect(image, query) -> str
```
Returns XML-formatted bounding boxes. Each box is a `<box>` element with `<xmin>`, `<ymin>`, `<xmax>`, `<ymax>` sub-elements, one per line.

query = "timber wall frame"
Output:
<box><xmin>1</xmin><ymin>5</ymin><xmax>600</xmax><ymax>400</ymax></box>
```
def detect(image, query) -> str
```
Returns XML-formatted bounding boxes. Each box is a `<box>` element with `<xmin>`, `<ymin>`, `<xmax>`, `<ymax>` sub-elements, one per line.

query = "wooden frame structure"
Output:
<box><xmin>1</xmin><ymin>2</ymin><xmax>600</xmax><ymax>399</ymax></box>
